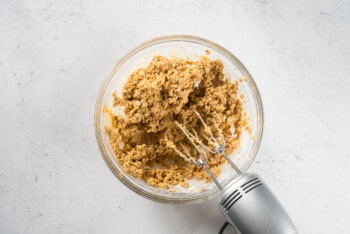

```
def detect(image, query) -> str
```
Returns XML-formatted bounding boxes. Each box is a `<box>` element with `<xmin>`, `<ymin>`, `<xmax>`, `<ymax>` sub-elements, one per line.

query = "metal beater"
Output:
<box><xmin>167</xmin><ymin>110</ymin><xmax>298</xmax><ymax>234</ymax></box>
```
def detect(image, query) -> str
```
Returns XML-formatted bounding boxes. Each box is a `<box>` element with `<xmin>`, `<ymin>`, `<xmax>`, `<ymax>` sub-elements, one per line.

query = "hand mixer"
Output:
<box><xmin>167</xmin><ymin>110</ymin><xmax>298</xmax><ymax>234</ymax></box>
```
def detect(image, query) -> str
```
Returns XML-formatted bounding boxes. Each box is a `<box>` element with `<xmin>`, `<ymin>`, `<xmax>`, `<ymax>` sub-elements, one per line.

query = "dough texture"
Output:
<box><xmin>105</xmin><ymin>55</ymin><xmax>248</xmax><ymax>189</ymax></box>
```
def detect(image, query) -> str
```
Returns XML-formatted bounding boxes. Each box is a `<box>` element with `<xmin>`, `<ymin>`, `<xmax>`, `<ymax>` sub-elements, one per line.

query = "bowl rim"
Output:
<box><xmin>94</xmin><ymin>34</ymin><xmax>264</xmax><ymax>204</ymax></box>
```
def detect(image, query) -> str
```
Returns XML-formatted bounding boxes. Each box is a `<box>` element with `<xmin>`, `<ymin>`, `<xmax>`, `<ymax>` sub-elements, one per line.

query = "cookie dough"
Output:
<box><xmin>105</xmin><ymin>55</ymin><xmax>248</xmax><ymax>189</ymax></box>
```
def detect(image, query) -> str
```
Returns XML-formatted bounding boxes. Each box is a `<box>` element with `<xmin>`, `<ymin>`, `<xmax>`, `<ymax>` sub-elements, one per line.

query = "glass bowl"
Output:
<box><xmin>95</xmin><ymin>35</ymin><xmax>263</xmax><ymax>204</ymax></box>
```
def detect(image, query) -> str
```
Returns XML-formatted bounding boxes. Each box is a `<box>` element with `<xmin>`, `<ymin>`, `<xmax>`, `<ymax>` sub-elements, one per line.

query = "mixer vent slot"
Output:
<box><xmin>241</xmin><ymin>177</ymin><xmax>262</xmax><ymax>194</ymax></box>
<box><xmin>222</xmin><ymin>189</ymin><xmax>242</xmax><ymax>213</ymax></box>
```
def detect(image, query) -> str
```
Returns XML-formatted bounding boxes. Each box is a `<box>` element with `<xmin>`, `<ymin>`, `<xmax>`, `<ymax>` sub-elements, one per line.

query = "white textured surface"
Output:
<box><xmin>1</xmin><ymin>0</ymin><xmax>349</xmax><ymax>233</ymax></box>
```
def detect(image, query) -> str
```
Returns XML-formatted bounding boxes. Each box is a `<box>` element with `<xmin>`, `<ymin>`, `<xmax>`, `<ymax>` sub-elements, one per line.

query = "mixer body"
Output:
<box><xmin>219</xmin><ymin>173</ymin><xmax>298</xmax><ymax>234</ymax></box>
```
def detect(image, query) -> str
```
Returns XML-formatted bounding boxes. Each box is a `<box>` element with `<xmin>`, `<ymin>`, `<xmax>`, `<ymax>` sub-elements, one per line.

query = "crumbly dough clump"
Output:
<box><xmin>105</xmin><ymin>55</ymin><xmax>248</xmax><ymax>189</ymax></box>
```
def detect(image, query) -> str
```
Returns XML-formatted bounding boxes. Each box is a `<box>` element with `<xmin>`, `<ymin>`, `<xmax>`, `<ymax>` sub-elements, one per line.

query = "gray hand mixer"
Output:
<box><xmin>166</xmin><ymin>110</ymin><xmax>298</xmax><ymax>234</ymax></box>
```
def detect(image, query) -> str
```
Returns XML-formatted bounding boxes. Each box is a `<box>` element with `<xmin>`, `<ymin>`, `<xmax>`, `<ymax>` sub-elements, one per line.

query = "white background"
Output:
<box><xmin>1</xmin><ymin>0</ymin><xmax>349</xmax><ymax>233</ymax></box>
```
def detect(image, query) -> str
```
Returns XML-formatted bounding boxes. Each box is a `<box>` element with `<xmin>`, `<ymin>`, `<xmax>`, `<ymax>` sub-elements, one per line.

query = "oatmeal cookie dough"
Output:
<box><xmin>105</xmin><ymin>55</ymin><xmax>248</xmax><ymax>189</ymax></box>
